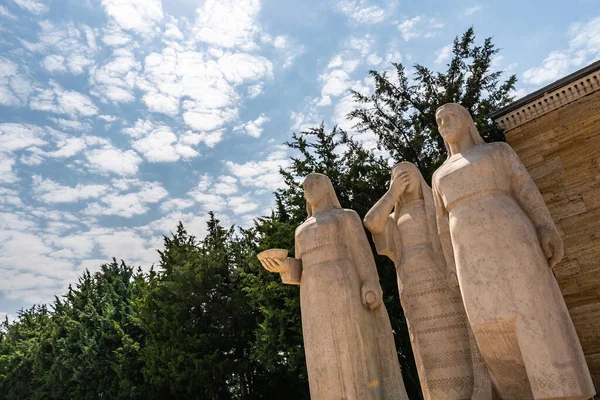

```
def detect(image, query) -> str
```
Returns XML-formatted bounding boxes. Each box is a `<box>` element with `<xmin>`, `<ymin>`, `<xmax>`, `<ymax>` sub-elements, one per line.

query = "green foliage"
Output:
<box><xmin>349</xmin><ymin>27</ymin><xmax>517</xmax><ymax>181</ymax></box>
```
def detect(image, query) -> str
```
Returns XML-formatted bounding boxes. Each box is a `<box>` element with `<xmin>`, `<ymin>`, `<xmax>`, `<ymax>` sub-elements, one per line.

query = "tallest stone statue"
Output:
<box><xmin>431</xmin><ymin>103</ymin><xmax>595</xmax><ymax>400</ymax></box>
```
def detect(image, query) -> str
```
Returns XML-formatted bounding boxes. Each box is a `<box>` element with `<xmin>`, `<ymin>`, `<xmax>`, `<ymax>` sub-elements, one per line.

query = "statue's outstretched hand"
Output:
<box><xmin>361</xmin><ymin>280</ymin><xmax>383</xmax><ymax>310</ymax></box>
<box><xmin>260</xmin><ymin>257</ymin><xmax>289</xmax><ymax>274</ymax></box>
<box><xmin>538</xmin><ymin>225</ymin><xmax>564</xmax><ymax>269</ymax></box>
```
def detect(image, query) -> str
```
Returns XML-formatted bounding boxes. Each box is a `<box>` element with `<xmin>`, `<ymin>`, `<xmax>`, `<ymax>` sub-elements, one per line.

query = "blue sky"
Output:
<box><xmin>0</xmin><ymin>0</ymin><xmax>599</xmax><ymax>319</ymax></box>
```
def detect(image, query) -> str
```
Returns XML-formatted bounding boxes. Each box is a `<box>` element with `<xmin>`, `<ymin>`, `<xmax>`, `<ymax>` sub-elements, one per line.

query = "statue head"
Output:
<box><xmin>303</xmin><ymin>173</ymin><xmax>342</xmax><ymax>218</ymax></box>
<box><xmin>390</xmin><ymin>162</ymin><xmax>442</xmax><ymax>254</ymax></box>
<box><xmin>391</xmin><ymin>162</ymin><xmax>421</xmax><ymax>201</ymax></box>
<box><xmin>435</xmin><ymin>103</ymin><xmax>485</xmax><ymax>157</ymax></box>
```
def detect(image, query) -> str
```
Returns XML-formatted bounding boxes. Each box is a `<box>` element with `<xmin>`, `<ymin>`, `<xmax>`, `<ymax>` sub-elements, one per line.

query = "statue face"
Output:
<box><xmin>393</xmin><ymin>165</ymin><xmax>419</xmax><ymax>196</ymax></box>
<box><xmin>436</xmin><ymin>108</ymin><xmax>469</xmax><ymax>144</ymax></box>
<box><xmin>303</xmin><ymin>175</ymin><xmax>327</xmax><ymax>206</ymax></box>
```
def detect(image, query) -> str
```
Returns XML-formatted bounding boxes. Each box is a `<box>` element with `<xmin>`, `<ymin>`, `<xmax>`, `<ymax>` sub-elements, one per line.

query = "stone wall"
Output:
<box><xmin>501</xmin><ymin>89</ymin><xmax>600</xmax><ymax>389</ymax></box>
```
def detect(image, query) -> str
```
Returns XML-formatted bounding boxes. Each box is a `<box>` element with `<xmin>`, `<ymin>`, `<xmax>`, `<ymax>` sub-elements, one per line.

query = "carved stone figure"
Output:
<box><xmin>431</xmin><ymin>103</ymin><xmax>596</xmax><ymax>400</ymax></box>
<box><xmin>364</xmin><ymin>161</ymin><xmax>492</xmax><ymax>400</ymax></box>
<box><xmin>258</xmin><ymin>173</ymin><xmax>408</xmax><ymax>400</ymax></box>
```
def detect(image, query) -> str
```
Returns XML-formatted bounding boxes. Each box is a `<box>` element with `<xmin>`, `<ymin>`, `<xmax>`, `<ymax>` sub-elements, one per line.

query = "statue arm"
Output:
<box><xmin>503</xmin><ymin>143</ymin><xmax>564</xmax><ymax>267</ymax></box>
<box><xmin>503</xmin><ymin>143</ymin><xmax>556</xmax><ymax>230</ymax></box>
<box><xmin>363</xmin><ymin>189</ymin><xmax>397</xmax><ymax>234</ymax></box>
<box><xmin>346</xmin><ymin>210</ymin><xmax>383</xmax><ymax>309</ymax></box>
<box><xmin>277</xmin><ymin>232</ymin><xmax>302</xmax><ymax>285</ymax></box>
<box><xmin>432</xmin><ymin>176</ymin><xmax>456</xmax><ymax>275</ymax></box>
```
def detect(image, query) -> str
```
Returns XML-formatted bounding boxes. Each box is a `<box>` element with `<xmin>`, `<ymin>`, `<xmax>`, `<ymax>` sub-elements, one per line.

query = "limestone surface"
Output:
<box><xmin>432</xmin><ymin>103</ymin><xmax>596</xmax><ymax>400</ymax></box>
<box><xmin>364</xmin><ymin>161</ymin><xmax>492</xmax><ymax>400</ymax></box>
<box><xmin>258</xmin><ymin>173</ymin><xmax>408</xmax><ymax>400</ymax></box>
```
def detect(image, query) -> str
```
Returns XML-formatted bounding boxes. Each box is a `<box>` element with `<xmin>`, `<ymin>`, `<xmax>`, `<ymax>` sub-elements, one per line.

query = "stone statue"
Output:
<box><xmin>431</xmin><ymin>103</ymin><xmax>596</xmax><ymax>400</ymax></box>
<box><xmin>364</xmin><ymin>161</ymin><xmax>492</xmax><ymax>400</ymax></box>
<box><xmin>258</xmin><ymin>173</ymin><xmax>408</xmax><ymax>400</ymax></box>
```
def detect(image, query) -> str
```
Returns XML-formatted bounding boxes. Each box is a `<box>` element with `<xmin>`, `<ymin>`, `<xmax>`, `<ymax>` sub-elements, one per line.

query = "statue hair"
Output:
<box><xmin>435</xmin><ymin>103</ymin><xmax>485</xmax><ymax>158</ymax></box>
<box><xmin>305</xmin><ymin>173</ymin><xmax>342</xmax><ymax>218</ymax></box>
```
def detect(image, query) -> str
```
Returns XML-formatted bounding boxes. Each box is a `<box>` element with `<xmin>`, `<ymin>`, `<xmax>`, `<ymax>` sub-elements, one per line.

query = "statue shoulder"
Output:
<box><xmin>339</xmin><ymin>208</ymin><xmax>363</xmax><ymax>226</ymax></box>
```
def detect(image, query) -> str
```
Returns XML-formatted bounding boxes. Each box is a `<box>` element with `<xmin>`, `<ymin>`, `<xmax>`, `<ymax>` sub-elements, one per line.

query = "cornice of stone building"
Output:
<box><xmin>490</xmin><ymin>60</ymin><xmax>600</xmax><ymax>131</ymax></box>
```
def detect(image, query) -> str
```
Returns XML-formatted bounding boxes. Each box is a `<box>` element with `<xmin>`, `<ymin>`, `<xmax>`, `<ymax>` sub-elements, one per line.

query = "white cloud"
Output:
<box><xmin>435</xmin><ymin>44</ymin><xmax>453</xmax><ymax>64</ymax></box>
<box><xmin>213</xmin><ymin>176</ymin><xmax>238</xmax><ymax>195</ymax></box>
<box><xmin>101</xmin><ymin>0</ymin><xmax>164</xmax><ymax>34</ymax></box>
<box><xmin>0</xmin><ymin>123</ymin><xmax>46</xmax><ymax>153</ymax></box>
<box><xmin>289</xmin><ymin>110</ymin><xmax>319</xmax><ymax>132</ymax></box>
<box><xmin>49</xmin><ymin>117</ymin><xmax>90</xmax><ymax>131</ymax></box>
<box><xmin>337</xmin><ymin>0</ymin><xmax>386</xmax><ymax>24</ymax></box>
<box><xmin>0</xmin><ymin>188</ymin><xmax>23</xmax><ymax>207</ymax></box>
<box><xmin>0</xmin><ymin>158</ymin><xmax>17</xmax><ymax>184</ymax></box>
<box><xmin>49</xmin><ymin>137</ymin><xmax>87</xmax><ymax>158</ymax></box>
<box><xmin>227</xmin><ymin>195</ymin><xmax>258</xmax><ymax>215</ymax></box>
<box><xmin>318</xmin><ymin>69</ymin><xmax>352</xmax><ymax>106</ymax></box>
<box><xmin>9</xmin><ymin>0</ymin><xmax>48</xmax><ymax>15</ymax></box>
<box><xmin>90</xmin><ymin>48</ymin><xmax>140</xmax><ymax>103</ymax></box>
<box><xmin>523</xmin><ymin>16</ymin><xmax>600</xmax><ymax>85</ymax></box>
<box><xmin>461</xmin><ymin>5</ymin><xmax>482</xmax><ymax>16</ymax></box>
<box><xmin>85</xmin><ymin>180</ymin><xmax>167</xmax><ymax>218</ymax></box>
<box><xmin>101</xmin><ymin>23</ymin><xmax>132</xmax><ymax>46</ymax></box>
<box><xmin>367</xmin><ymin>53</ymin><xmax>383</xmax><ymax>66</ymax></box>
<box><xmin>225</xmin><ymin>147</ymin><xmax>289</xmax><ymax>191</ymax></box>
<box><xmin>397</xmin><ymin>16</ymin><xmax>444</xmax><ymax>41</ymax></box>
<box><xmin>218</xmin><ymin>52</ymin><xmax>273</xmax><ymax>85</ymax></box>
<box><xmin>247</xmin><ymin>83</ymin><xmax>263</xmax><ymax>98</ymax></box>
<box><xmin>234</xmin><ymin>113</ymin><xmax>270</xmax><ymax>138</ymax></box>
<box><xmin>0</xmin><ymin>5</ymin><xmax>17</xmax><ymax>19</ymax></box>
<box><xmin>30</xmin><ymin>80</ymin><xmax>99</xmax><ymax>118</ymax></box>
<box><xmin>32</xmin><ymin>175</ymin><xmax>107</xmax><ymax>203</ymax></box>
<box><xmin>193</xmin><ymin>0</ymin><xmax>261</xmax><ymax>50</ymax></box>
<box><xmin>159</xmin><ymin>198</ymin><xmax>195</xmax><ymax>213</ymax></box>
<box><xmin>132</xmin><ymin>125</ymin><xmax>200</xmax><ymax>162</ymax></box>
<box><xmin>0</xmin><ymin>58</ymin><xmax>31</xmax><ymax>106</ymax></box>
<box><xmin>139</xmin><ymin>47</ymin><xmax>272</xmax><ymax>133</ymax></box>
<box><xmin>85</xmin><ymin>146</ymin><xmax>143</xmax><ymax>176</ymax></box>
<box><xmin>98</xmin><ymin>114</ymin><xmax>117</xmax><ymax>122</ymax></box>
<box><xmin>26</xmin><ymin>21</ymin><xmax>97</xmax><ymax>76</ymax></box>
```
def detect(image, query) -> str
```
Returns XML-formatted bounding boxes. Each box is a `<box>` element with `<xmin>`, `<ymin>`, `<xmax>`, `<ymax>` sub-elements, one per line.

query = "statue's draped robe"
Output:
<box><xmin>432</xmin><ymin>142</ymin><xmax>595</xmax><ymax>400</ymax></box>
<box><xmin>372</xmin><ymin>200</ymin><xmax>475</xmax><ymax>400</ymax></box>
<box><xmin>295</xmin><ymin>209</ymin><xmax>408</xmax><ymax>400</ymax></box>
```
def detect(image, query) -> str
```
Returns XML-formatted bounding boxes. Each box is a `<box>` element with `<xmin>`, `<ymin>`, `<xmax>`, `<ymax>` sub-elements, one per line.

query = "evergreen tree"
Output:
<box><xmin>349</xmin><ymin>27</ymin><xmax>517</xmax><ymax>180</ymax></box>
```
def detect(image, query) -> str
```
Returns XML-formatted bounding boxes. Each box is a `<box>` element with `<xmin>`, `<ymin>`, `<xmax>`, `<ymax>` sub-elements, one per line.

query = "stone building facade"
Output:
<box><xmin>490</xmin><ymin>60</ymin><xmax>600</xmax><ymax>389</ymax></box>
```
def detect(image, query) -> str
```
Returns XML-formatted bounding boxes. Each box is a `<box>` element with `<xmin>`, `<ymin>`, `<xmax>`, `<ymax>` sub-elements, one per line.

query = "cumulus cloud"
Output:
<box><xmin>25</xmin><ymin>21</ymin><xmax>97</xmax><ymax>75</ymax></box>
<box><xmin>0</xmin><ymin>123</ymin><xmax>47</xmax><ymax>183</ymax></box>
<box><xmin>337</xmin><ymin>0</ymin><xmax>386</xmax><ymax>24</ymax></box>
<box><xmin>523</xmin><ymin>16</ymin><xmax>600</xmax><ymax>85</ymax></box>
<box><xmin>461</xmin><ymin>5</ymin><xmax>482</xmax><ymax>16</ymax></box>
<box><xmin>0</xmin><ymin>57</ymin><xmax>32</xmax><ymax>106</ymax></box>
<box><xmin>225</xmin><ymin>147</ymin><xmax>289</xmax><ymax>191</ymax></box>
<box><xmin>0</xmin><ymin>5</ymin><xmax>17</xmax><ymax>19</ymax></box>
<box><xmin>234</xmin><ymin>114</ymin><xmax>270</xmax><ymax>138</ymax></box>
<box><xmin>186</xmin><ymin>174</ymin><xmax>260</xmax><ymax>215</ymax></box>
<box><xmin>85</xmin><ymin>146</ymin><xmax>143</xmax><ymax>176</ymax></box>
<box><xmin>101</xmin><ymin>0</ymin><xmax>164</xmax><ymax>34</ymax></box>
<box><xmin>30</xmin><ymin>80</ymin><xmax>99</xmax><ymax>118</ymax></box>
<box><xmin>193</xmin><ymin>0</ymin><xmax>261</xmax><ymax>50</ymax></box>
<box><xmin>8</xmin><ymin>0</ymin><xmax>48</xmax><ymax>15</ymax></box>
<box><xmin>90</xmin><ymin>47</ymin><xmax>140</xmax><ymax>103</ymax></box>
<box><xmin>132</xmin><ymin>125</ymin><xmax>199</xmax><ymax>162</ymax></box>
<box><xmin>435</xmin><ymin>44</ymin><xmax>453</xmax><ymax>64</ymax></box>
<box><xmin>138</xmin><ymin>46</ymin><xmax>272</xmax><ymax>132</ymax></box>
<box><xmin>32</xmin><ymin>175</ymin><xmax>107</xmax><ymax>203</ymax></box>
<box><xmin>85</xmin><ymin>180</ymin><xmax>168</xmax><ymax>218</ymax></box>
<box><xmin>397</xmin><ymin>16</ymin><xmax>444</xmax><ymax>41</ymax></box>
